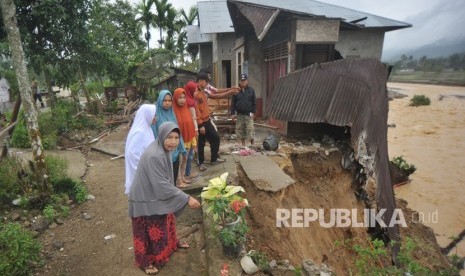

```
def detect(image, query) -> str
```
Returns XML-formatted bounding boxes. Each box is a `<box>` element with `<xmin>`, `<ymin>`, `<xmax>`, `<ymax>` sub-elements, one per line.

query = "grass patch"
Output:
<box><xmin>410</xmin><ymin>95</ymin><xmax>431</xmax><ymax>107</ymax></box>
<box><xmin>0</xmin><ymin>222</ymin><xmax>42</xmax><ymax>276</ymax></box>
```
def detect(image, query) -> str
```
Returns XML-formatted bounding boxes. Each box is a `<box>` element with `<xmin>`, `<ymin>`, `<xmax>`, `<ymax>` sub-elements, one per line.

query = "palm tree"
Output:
<box><xmin>180</xmin><ymin>6</ymin><xmax>199</xmax><ymax>62</ymax></box>
<box><xmin>136</xmin><ymin>0</ymin><xmax>155</xmax><ymax>50</ymax></box>
<box><xmin>180</xmin><ymin>5</ymin><xmax>198</xmax><ymax>26</ymax></box>
<box><xmin>153</xmin><ymin>0</ymin><xmax>172</xmax><ymax>48</ymax></box>
<box><xmin>164</xmin><ymin>6</ymin><xmax>179</xmax><ymax>62</ymax></box>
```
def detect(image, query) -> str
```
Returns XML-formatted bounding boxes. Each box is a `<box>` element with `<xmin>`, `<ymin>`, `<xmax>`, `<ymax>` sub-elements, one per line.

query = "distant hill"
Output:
<box><xmin>382</xmin><ymin>37</ymin><xmax>465</xmax><ymax>62</ymax></box>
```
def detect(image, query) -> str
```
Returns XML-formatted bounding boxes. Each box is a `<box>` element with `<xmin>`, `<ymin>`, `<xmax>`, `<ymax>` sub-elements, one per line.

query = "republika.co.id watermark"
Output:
<box><xmin>275</xmin><ymin>208</ymin><xmax>438</xmax><ymax>228</ymax></box>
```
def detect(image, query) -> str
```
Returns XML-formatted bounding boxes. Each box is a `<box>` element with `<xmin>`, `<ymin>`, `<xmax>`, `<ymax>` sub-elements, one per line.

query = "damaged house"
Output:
<box><xmin>188</xmin><ymin>0</ymin><xmax>413</xmax><ymax>262</ymax></box>
<box><xmin>223</xmin><ymin>0</ymin><xmax>410</xmax><ymax>258</ymax></box>
<box><xmin>188</xmin><ymin>0</ymin><xmax>410</xmax><ymax>119</ymax></box>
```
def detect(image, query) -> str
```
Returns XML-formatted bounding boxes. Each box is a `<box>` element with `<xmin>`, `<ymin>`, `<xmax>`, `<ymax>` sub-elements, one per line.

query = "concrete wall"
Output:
<box><xmin>296</xmin><ymin>19</ymin><xmax>339</xmax><ymax>43</ymax></box>
<box><xmin>244</xmin><ymin>35</ymin><xmax>265</xmax><ymax>117</ymax></box>
<box><xmin>199</xmin><ymin>43</ymin><xmax>213</xmax><ymax>70</ymax></box>
<box><xmin>212</xmin><ymin>33</ymin><xmax>236</xmax><ymax>88</ymax></box>
<box><xmin>336</xmin><ymin>29</ymin><xmax>385</xmax><ymax>59</ymax></box>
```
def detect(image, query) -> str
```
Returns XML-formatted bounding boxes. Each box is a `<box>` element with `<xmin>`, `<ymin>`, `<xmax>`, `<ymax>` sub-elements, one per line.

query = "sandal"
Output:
<box><xmin>142</xmin><ymin>265</ymin><xmax>158</xmax><ymax>275</ymax></box>
<box><xmin>199</xmin><ymin>164</ymin><xmax>208</xmax><ymax>171</ymax></box>
<box><xmin>177</xmin><ymin>240</ymin><xmax>190</xmax><ymax>249</ymax></box>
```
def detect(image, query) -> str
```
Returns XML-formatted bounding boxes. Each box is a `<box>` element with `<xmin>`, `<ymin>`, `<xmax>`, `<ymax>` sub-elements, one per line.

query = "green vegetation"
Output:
<box><xmin>218</xmin><ymin>222</ymin><xmax>249</xmax><ymax>247</ymax></box>
<box><xmin>9</xmin><ymin>101</ymin><xmax>105</xmax><ymax>149</ymax></box>
<box><xmin>0</xmin><ymin>157</ymin><xmax>22</xmax><ymax>204</ymax></box>
<box><xmin>388</xmin><ymin>53</ymin><xmax>465</xmax><ymax>85</ymax></box>
<box><xmin>0</xmin><ymin>222</ymin><xmax>42</xmax><ymax>276</ymax></box>
<box><xmin>410</xmin><ymin>95</ymin><xmax>431</xmax><ymax>106</ymax></box>
<box><xmin>0</xmin><ymin>155</ymin><xmax>86</xmax><ymax>207</ymax></box>
<box><xmin>334</xmin><ymin>237</ymin><xmax>458</xmax><ymax>275</ymax></box>
<box><xmin>249</xmin><ymin>250</ymin><xmax>270</xmax><ymax>272</ymax></box>
<box><xmin>391</xmin><ymin>156</ymin><xmax>417</xmax><ymax>175</ymax></box>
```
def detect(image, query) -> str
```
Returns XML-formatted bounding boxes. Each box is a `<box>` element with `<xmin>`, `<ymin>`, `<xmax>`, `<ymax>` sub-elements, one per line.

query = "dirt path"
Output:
<box><xmin>37</xmin><ymin>150</ymin><xmax>207</xmax><ymax>276</ymax></box>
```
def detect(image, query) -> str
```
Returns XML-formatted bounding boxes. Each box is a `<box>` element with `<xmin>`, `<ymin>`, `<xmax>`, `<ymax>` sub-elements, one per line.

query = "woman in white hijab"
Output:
<box><xmin>128</xmin><ymin>121</ymin><xmax>201</xmax><ymax>275</ymax></box>
<box><xmin>124</xmin><ymin>104</ymin><xmax>156</xmax><ymax>195</ymax></box>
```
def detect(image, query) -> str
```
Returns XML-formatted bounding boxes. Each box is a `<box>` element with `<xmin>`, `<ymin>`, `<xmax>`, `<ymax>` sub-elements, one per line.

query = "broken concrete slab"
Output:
<box><xmin>91</xmin><ymin>125</ymin><xmax>128</xmax><ymax>156</ymax></box>
<box><xmin>238</xmin><ymin>155</ymin><xmax>295</xmax><ymax>192</ymax></box>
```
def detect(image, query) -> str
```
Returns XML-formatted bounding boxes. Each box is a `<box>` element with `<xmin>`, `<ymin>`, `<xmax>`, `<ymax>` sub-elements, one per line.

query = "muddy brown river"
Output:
<box><xmin>387</xmin><ymin>82</ymin><xmax>465</xmax><ymax>259</ymax></box>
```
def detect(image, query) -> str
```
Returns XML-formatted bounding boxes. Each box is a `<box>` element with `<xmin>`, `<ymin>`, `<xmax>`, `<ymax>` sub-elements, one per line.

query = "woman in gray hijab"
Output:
<box><xmin>128</xmin><ymin>121</ymin><xmax>201</xmax><ymax>275</ymax></box>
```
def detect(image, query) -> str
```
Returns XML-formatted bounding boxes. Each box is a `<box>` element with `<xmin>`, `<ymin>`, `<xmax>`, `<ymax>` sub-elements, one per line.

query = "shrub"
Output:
<box><xmin>45</xmin><ymin>155</ymin><xmax>69</xmax><ymax>184</ymax></box>
<box><xmin>10</xmin><ymin>111</ymin><xmax>58</xmax><ymax>149</ymax></box>
<box><xmin>52</xmin><ymin>177</ymin><xmax>87</xmax><ymax>203</ymax></box>
<box><xmin>0</xmin><ymin>222</ymin><xmax>42</xmax><ymax>276</ymax></box>
<box><xmin>391</xmin><ymin>156</ymin><xmax>416</xmax><ymax>175</ymax></box>
<box><xmin>9</xmin><ymin>118</ymin><xmax>30</xmax><ymax>148</ymax></box>
<box><xmin>74</xmin><ymin>181</ymin><xmax>88</xmax><ymax>204</ymax></box>
<box><xmin>43</xmin><ymin>204</ymin><xmax>57</xmax><ymax>222</ymax></box>
<box><xmin>410</xmin><ymin>95</ymin><xmax>431</xmax><ymax>106</ymax></box>
<box><xmin>0</xmin><ymin>157</ymin><xmax>21</xmax><ymax>204</ymax></box>
<box><xmin>43</xmin><ymin>194</ymin><xmax>71</xmax><ymax>222</ymax></box>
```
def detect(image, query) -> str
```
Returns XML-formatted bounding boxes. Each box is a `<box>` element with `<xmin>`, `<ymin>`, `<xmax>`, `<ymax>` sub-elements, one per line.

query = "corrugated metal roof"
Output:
<box><xmin>198</xmin><ymin>1</ymin><xmax>235</xmax><ymax>34</ymax></box>
<box><xmin>269</xmin><ymin>58</ymin><xmax>400</xmax><ymax>253</ymax></box>
<box><xmin>187</xmin><ymin>25</ymin><xmax>213</xmax><ymax>44</ymax></box>
<box><xmin>230</xmin><ymin>0</ymin><xmax>411</xmax><ymax>30</ymax></box>
<box><xmin>235</xmin><ymin>2</ymin><xmax>279</xmax><ymax>40</ymax></box>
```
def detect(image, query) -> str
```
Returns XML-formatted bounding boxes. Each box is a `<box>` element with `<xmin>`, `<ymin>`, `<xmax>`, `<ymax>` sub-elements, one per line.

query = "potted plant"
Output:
<box><xmin>201</xmin><ymin>172</ymin><xmax>248</xmax><ymax>227</ymax></box>
<box><xmin>219</xmin><ymin>220</ymin><xmax>249</xmax><ymax>258</ymax></box>
<box><xmin>201</xmin><ymin>172</ymin><xmax>249</xmax><ymax>257</ymax></box>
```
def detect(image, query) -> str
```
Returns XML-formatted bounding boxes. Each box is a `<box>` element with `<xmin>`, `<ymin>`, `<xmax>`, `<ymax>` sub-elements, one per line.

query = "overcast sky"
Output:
<box><xmin>138</xmin><ymin>0</ymin><xmax>465</xmax><ymax>52</ymax></box>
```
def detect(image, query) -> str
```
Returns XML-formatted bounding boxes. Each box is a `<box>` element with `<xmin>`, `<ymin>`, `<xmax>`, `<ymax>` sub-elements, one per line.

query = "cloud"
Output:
<box><xmin>384</xmin><ymin>1</ymin><xmax>465</xmax><ymax>51</ymax></box>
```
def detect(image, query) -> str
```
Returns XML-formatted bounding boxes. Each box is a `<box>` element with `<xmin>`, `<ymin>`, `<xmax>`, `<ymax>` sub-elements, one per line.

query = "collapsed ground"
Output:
<box><xmin>241</xmin><ymin>141</ymin><xmax>451</xmax><ymax>274</ymax></box>
<box><xmin>2</xmin><ymin>115</ymin><xmax>456</xmax><ymax>275</ymax></box>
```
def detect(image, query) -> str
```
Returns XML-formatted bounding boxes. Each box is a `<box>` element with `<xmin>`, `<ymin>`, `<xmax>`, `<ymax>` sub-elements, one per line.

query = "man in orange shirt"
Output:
<box><xmin>194</xmin><ymin>72</ymin><xmax>236</xmax><ymax>171</ymax></box>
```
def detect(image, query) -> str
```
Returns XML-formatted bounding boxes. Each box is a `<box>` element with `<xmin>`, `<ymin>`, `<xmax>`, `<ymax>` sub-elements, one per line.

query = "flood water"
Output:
<box><xmin>387</xmin><ymin>82</ymin><xmax>465</xmax><ymax>258</ymax></box>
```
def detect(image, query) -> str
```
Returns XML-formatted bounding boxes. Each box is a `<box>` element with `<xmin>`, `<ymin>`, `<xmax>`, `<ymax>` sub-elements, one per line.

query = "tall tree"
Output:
<box><xmin>179</xmin><ymin>6</ymin><xmax>198</xmax><ymax>63</ymax></box>
<box><xmin>153</xmin><ymin>0</ymin><xmax>172</xmax><ymax>48</ymax></box>
<box><xmin>163</xmin><ymin>6</ymin><xmax>179</xmax><ymax>61</ymax></box>
<box><xmin>89</xmin><ymin>0</ymin><xmax>145</xmax><ymax>85</ymax></box>
<box><xmin>12</xmin><ymin>0</ymin><xmax>94</xmax><ymax>106</ymax></box>
<box><xmin>136</xmin><ymin>0</ymin><xmax>155</xmax><ymax>51</ymax></box>
<box><xmin>1</xmin><ymin>0</ymin><xmax>50</xmax><ymax>196</ymax></box>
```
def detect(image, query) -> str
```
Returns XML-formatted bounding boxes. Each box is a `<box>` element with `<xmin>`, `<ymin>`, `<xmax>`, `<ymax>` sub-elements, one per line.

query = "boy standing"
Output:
<box><xmin>194</xmin><ymin>72</ymin><xmax>235</xmax><ymax>171</ymax></box>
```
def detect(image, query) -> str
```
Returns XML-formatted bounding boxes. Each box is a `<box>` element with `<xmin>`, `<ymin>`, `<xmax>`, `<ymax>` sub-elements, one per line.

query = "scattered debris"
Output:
<box><xmin>104</xmin><ymin>234</ymin><xmax>116</xmax><ymax>240</ymax></box>
<box><xmin>110</xmin><ymin>155</ymin><xmax>124</xmax><ymax>160</ymax></box>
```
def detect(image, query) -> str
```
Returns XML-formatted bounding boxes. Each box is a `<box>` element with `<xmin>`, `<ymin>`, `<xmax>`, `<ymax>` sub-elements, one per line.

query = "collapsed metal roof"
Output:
<box><xmin>228</xmin><ymin>0</ymin><xmax>411</xmax><ymax>31</ymax></box>
<box><xmin>269</xmin><ymin>58</ymin><xmax>400</xmax><ymax>248</ymax></box>
<box><xmin>227</xmin><ymin>0</ymin><xmax>412</xmax><ymax>39</ymax></box>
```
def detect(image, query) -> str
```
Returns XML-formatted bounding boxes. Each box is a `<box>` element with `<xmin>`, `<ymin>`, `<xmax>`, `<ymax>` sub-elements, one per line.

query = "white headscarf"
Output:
<box><xmin>124</xmin><ymin>104</ymin><xmax>156</xmax><ymax>194</ymax></box>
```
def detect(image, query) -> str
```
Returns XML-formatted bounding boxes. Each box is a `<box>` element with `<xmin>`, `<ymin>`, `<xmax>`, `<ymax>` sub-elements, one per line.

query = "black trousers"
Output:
<box><xmin>173</xmin><ymin>157</ymin><xmax>179</xmax><ymax>185</ymax></box>
<box><xmin>198</xmin><ymin>119</ymin><xmax>220</xmax><ymax>164</ymax></box>
<box><xmin>33</xmin><ymin>93</ymin><xmax>44</xmax><ymax>107</ymax></box>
